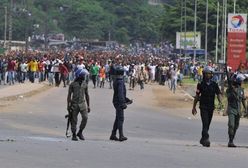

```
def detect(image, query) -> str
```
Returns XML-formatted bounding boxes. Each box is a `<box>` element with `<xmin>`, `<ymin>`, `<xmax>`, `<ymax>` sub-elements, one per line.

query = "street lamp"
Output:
<box><xmin>184</xmin><ymin>0</ymin><xmax>187</xmax><ymax>59</ymax></box>
<box><xmin>179</xmin><ymin>0</ymin><xmax>183</xmax><ymax>58</ymax></box>
<box><xmin>25</xmin><ymin>11</ymin><xmax>32</xmax><ymax>56</ymax></box>
<box><xmin>234</xmin><ymin>0</ymin><xmax>236</xmax><ymax>14</ymax></box>
<box><xmin>44</xmin><ymin>4</ymin><xmax>48</xmax><ymax>51</ymax></box>
<box><xmin>220</xmin><ymin>0</ymin><xmax>227</xmax><ymax>64</ymax></box>
<box><xmin>193</xmin><ymin>0</ymin><xmax>197</xmax><ymax>64</ymax></box>
<box><xmin>223</xmin><ymin>0</ymin><xmax>227</xmax><ymax>63</ymax></box>
<box><xmin>8</xmin><ymin>0</ymin><xmax>13</xmax><ymax>51</ymax></box>
<box><xmin>215</xmin><ymin>1</ymin><xmax>220</xmax><ymax>64</ymax></box>
<box><xmin>205</xmin><ymin>0</ymin><xmax>208</xmax><ymax>63</ymax></box>
<box><xmin>0</xmin><ymin>6</ymin><xmax>8</xmax><ymax>49</ymax></box>
<box><xmin>3</xmin><ymin>7</ymin><xmax>7</xmax><ymax>49</ymax></box>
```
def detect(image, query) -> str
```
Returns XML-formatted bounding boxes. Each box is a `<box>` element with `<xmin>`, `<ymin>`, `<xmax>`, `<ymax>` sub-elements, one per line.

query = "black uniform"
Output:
<box><xmin>196</xmin><ymin>80</ymin><xmax>221</xmax><ymax>145</ymax></box>
<box><xmin>110</xmin><ymin>76</ymin><xmax>128</xmax><ymax>141</ymax></box>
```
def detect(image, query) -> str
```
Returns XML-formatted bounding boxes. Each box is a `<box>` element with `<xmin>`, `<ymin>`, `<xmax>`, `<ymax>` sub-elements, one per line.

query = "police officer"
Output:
<box><xmin>226</xmin><ymin>74</ymin><xmax>247</xmax><ymax>147</ymax></box>
<box><xmin>67</xmin><ymin>68</ymin><xmax>90</xmax><ymax>141</ymax></box>
<box><xmin>192</xmin><ymin>66</ymin><xmax>222</xmax><ymax>147</ymax></box>
<box><xmin>110</xmin><ymin>65</ymin><xmax>132</xmax><ymax>141</ymax></box>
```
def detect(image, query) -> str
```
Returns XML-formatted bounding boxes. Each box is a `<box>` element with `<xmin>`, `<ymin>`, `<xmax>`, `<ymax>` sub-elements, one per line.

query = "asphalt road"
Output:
<box><xmin>0</xmin><ymin>83</ymin><xmax>248</xmax><ymax>168</ymax></box>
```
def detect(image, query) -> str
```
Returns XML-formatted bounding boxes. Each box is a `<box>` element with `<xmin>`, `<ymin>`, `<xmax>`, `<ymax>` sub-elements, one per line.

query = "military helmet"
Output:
<box><xmin>233</xmin><ymin>73</ymin><xmax>246</xmax><ymax>84</ymax></box>
<box><xmin>75</xmin><ymin>68</ymin><xmax>88</xmax><ymax>79</ymax></box>
<box><xmin>114</xmin><ymin>65</ymin><xmax>125</xmax><ymax>76</ymax></box>
<box><xmin>203</xmin><ymin>66</ymin><xmax>214</xmax><ymax>74</ymax></box>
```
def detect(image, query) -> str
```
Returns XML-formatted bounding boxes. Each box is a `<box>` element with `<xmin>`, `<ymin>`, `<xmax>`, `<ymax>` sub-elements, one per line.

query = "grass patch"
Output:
<box><xmin>242</xmin><ymin>82</ymin><xmax>248</xmax><ymax>89</ymax></box>
<box><xmin>182</xmin><ymin>76</ymin><xmax>198</xmax><ymax>85</ymax></box>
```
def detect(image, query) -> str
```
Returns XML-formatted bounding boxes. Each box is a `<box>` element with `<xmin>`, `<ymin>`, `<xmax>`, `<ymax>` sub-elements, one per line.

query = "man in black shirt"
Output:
<box><xmin>192</xmin><ymin>66</ymin><xmax>222</xmax><ymax>147</ymax></box>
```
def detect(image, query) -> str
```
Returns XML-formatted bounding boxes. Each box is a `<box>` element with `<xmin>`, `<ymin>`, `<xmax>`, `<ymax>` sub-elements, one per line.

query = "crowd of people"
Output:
<box><xmin>1</xmin><ymin>49</ymin><xmax>247</xmax><ymax>94</ymax></box>
<box><xmin>0</xmin><ymin>49</ymin><xmax>198</xmax><ymax>93</ymax></box>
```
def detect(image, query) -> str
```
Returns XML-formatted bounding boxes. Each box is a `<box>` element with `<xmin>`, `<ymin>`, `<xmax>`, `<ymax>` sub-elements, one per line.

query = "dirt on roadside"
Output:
<box><xmin>151</xmin><ymin>85</ymin><xmax>194</xmax><ymax>109</ymax></box>
<box><xmin>0</xmin><ymin>84</ymin><xmax>52</xmax><ymax>110</ymax></box>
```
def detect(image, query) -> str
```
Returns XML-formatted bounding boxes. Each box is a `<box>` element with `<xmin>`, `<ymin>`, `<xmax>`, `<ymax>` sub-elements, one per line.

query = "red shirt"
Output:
<box><xmin>7</xmin><ymin>60</ymin><xmax>15</xmax><ymax>71</ymax></box>
<box><xmin>59</xmin><ymin>64</ymin><xmax>69</xmax><ymax>76</ymax></box>
<box><xmin>38</xmin><ymin>62</ymin><xmax>45</xmax><ymax>72</ymax></box>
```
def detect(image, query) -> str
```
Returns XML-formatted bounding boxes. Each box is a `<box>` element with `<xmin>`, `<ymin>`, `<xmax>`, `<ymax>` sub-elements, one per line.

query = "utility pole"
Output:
<box><xmin>223</xmin><ymin>0</ymin><xmax>227</xmax><ymax>63</ymax></box>
<box><xmin>184</xmin><ymin>0</ymin><xmax>187</xmax><ymax>59</ymax></box>
<box><xmin>9</xmin><ymin>0</ymin><xmax>13</xmax><ymax>51</ymax></box>
<box><xmin>234</xmin><ymin>0</ymin><xmax>236</xmax><ymax>14</ymax></box>
<box><xmin>25</xmin><ymin>0</ymin><xmax>30</xmax><ymax>56</ymax></box>
<box><xmin>205</xmin><ymin>0</ymin><xmax>209</xmax><ymax>63</ymax></box>
<box><xmin>220</xmin><ymin>0</ymin><xmax>225</xmax><ymax>63</ymax></box>
<box><xmin>4</xmin><ymin>6</ymin><xmax>7</xmax><ymax>49</ymax></box>
<box><xmin>108</xmin><ymin>31</ymin><xmax>111</xmax><ymax>41</ymax></box>
<box><xmin>193</xmin><ymin>0</ymin><xmax>197</xmax><ymax>64</ymax></box>
<box><xmin>44</xmin><ymin>3</ymin><xmax>48</xmax><ymax>51</ymax></box>
<box><xmin>215</xmin><ymin>1</ymin><xmax>220</xmax><ymax>63</ymax></box>
<box><xmin>179</xmin><ymin>0</ymin><xmax>183</xmax><ymax>58</ymax></box>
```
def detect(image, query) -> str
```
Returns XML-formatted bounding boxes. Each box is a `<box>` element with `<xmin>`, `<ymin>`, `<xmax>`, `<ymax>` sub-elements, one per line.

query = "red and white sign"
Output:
<box><xmin>227</xmin><ymin>14</ymin><xmax>247</xmax><ymax>71</ymax></box>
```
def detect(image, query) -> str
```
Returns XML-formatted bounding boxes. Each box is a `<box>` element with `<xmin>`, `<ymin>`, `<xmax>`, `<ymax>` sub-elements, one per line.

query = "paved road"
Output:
<box><xmin>0</xmin><ymin>83</ymin><xmax>248</xmax><ymax>168</ymax></box>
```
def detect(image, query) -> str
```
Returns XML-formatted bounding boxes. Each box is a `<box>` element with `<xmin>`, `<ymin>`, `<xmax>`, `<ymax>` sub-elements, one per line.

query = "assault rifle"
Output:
<box><xmin>125</xmin><ymin>97</ymin><xmax>133</xmax><ymax>105</ymax></box>
<box><xmin>225</xmin><ymin>64</ymin><xmax>238</xmax><ymax>100</ymax></box>
<box><xmin>65</xmin><ymin>107</ymin><xmax>72</xmax><ymax>138</ymax></box>
<box><xmin>225</xmin><ymin>64</ymin><xmax>232</xmax><ymax>90</ymax></box>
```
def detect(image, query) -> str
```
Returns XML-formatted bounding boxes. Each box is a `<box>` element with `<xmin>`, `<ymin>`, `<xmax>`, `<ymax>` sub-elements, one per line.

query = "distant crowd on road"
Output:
<box><xmin>0</xmin><ymin>49</ymin><xmax>246</xmax><ymax>93</ymax></box>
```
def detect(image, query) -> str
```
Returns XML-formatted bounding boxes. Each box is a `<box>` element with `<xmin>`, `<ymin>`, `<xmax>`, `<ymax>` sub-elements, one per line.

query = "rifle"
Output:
<box><xmin>65</xmin><ymin>107</ymin><xmax>72</xmax><ymax>138</ymax></box>
<box><xmin>125</xmin><ymin>97</ymin><xmax>133</xmax><ymax>105</ymax></box>
<box><xmin>225</xmin><ymin>64</ymin><xmax>238</xmax><ymax>100</ymax></box>
<box><xmin>225</xmin><ymin>64</ymin><xmax>232</xmax><ymax>89</ymax></box>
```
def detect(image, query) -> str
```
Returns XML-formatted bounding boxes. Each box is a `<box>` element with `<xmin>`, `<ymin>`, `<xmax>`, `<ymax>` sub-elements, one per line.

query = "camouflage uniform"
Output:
<box><xmin>68</xmin><ymin>80</ymin><xmax>89</xmax><ymax>135</ymax></box>
<box><xmin>226</xmin><ymin>85</ymin><xmax>245</xmax><ymax>146</ymax></box>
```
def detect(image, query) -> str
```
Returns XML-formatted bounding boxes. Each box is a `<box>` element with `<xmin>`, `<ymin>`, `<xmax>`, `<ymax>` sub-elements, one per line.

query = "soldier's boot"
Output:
<box><xmin>244</xmin><ymin>112</ymin><xmax>248</xmax><ymax>118</ymax></box>
<box><xmin>119</xmin><ymin>130</ymin><xmax>127</xmax><ymax>142</ymax></box>
<box><xmin>110</xmin><ymin>135</ymin><xmax>119</xmax><ymax>141</ymax></box>
<box><xmin>72</xmin><ymin>133</ymin><xmax>78</xmax><ymax>141</ymax></box>
<box><xmin>200</xmin><ymin>138</ymin><xmax>210</xmax><ymax>147</ymax></box>
<box><xmin>119</xmin><ymin>136</ymin><xmax>127</xmax><ymax>142</ymax></box>
<box><xmin>77</xmin><ymin>129</ymin><xmax>85</xmax><ymax>140</ymax></box>
<box><xmin>110</xmin><ymin>131</ymin><xmax>119</xmax><ymax>141</ymax></box>
<box><xmin>228</xmin><ymin>135</ymin><xmax>236</xmax><ymax>148</ymax></box>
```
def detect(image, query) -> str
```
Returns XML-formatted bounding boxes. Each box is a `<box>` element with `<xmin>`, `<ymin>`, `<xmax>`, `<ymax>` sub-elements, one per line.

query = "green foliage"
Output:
<box><xmin>1</xmin><ymin>0</ymin><xmax>247</xmax><ymax>48</ymax></box>
<box><xmin>0</xmin><ymin>0</ymin><xmax>164</xmax><ymax>45</ymax></box>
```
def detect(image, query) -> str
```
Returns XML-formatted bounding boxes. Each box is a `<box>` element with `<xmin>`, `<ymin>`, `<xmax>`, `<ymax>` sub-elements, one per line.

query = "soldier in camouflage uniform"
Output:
<box><xmin>67</xmin><ymin>68</ymin><xmax>90</xmax><ymax>141</ymax></box>
<box><xmin>226</xmin><ymin>74</ymin><xmax>247</xmax><ymax>147</ymax></box>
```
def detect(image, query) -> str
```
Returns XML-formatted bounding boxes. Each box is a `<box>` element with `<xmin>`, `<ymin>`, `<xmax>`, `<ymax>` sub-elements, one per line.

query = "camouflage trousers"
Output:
<box><xmin>70</xmin><ymin>103</ymin><xmax>88</xmax><ymax>134</ymax></box>
<box><xmin>228</xmin><ymin>113</ymin><xmax>240</xmax><ymax>137</ymax></box>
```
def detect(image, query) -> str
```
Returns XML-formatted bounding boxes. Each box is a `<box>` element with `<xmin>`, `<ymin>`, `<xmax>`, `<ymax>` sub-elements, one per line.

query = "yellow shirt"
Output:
<box><xmin>29</xmin><ymin>60</ymin><xmax>38</xmax><ymax>72</ymax></box>
<box><xmin>198</xmin><ymin>67</ymin><xmax>203</xmax><ymax>76</ymax></box>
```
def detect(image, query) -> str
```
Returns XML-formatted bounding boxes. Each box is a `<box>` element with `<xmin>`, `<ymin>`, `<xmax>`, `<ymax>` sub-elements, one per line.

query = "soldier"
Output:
<box><xmin>226</xmin><ymin>74</ymin><xmax>247</xmax><ymax>147</ymax></box>
<box><xmin>192</xmin><ymin>66</ymin><xmax>222</xmax><ymax>147</ymax></box>
<box><xmin>110</xmin><ymin>65</ymin><xmax>132</xmax><ymax>142</ymax></box>
<box><xmin>67</xmin><ymin>68</ymin><xmax>90</xmax><ymax>141</ymax></box>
